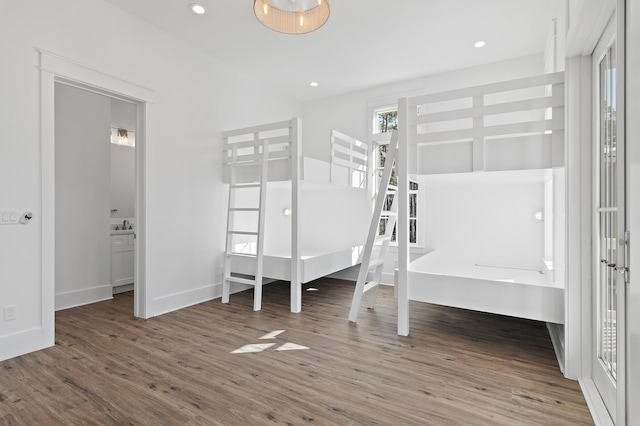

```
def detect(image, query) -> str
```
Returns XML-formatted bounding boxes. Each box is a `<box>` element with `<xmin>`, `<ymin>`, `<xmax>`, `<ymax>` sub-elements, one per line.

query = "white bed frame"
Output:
<box><xmin>223</xmin><ymin>119</ymin><xmax>367</xmax><ymax>313</ymax></box>
<box><xmin>407</xmin><ymin>252</ymin><xmax>564</xmax><ymax>324</ymax></box>
<box><xmin>395</xmin><ymin>72</ymin><xmax>566</xmax><ymax>335</ymax></box>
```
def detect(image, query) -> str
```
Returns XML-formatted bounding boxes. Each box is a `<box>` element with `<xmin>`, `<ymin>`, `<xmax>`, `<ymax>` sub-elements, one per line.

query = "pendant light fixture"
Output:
<box><xmin>254</xmin><ymin>0</ymin><xmax>330</xmax><ymax>35</ymax></box>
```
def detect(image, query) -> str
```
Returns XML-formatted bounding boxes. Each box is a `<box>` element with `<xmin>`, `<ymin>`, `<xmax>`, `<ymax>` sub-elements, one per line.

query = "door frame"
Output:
<box><xmin>39</xmin><ymin>48</ymin><xmax>155</xmax><ymax>321</ymax></box>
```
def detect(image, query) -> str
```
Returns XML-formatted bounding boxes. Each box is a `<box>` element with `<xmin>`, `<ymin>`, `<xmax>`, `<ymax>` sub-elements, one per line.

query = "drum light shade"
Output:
<box><xmin>254</xmin><ymin>0</ymin><xmax>330</xmax><ymax>35</ymax></box>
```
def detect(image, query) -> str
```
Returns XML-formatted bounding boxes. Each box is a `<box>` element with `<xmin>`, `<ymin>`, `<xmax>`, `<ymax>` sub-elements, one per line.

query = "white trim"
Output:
<box><xmin>579</xmin><ymin>379</ymin><xmax>616</xmax><ymax>426</ymax></box>
<box><xmin>37</xmin><ymin>48</ymin><xmax>156</xmax><ymax>102</ymax></box>
<box><xmin>55</xmin><ymin>285</ymin><xmax>113</xmax><ymax>311</ymax></box>
<box><xmin>625</xmin><ymin>1</ymin><xmax>640</xmax><ymax>423</ymax></box>
<box><xmin>38</xmin><ymin>50</ymin><xmax>154</xmax><ymax>326</ymax></box>
<box><xmin>152</xmin><ymin>282</ymin><xmax>251</xmax><ymax>316</ymax></box>
<box><xmin>0</xmin><ymin>327</ymin><xmax>54</xmax><ymax>362</ymax></box>
<box><xmin>566</xmin><ymin>0</ymin><xmax>617</xmax><ymax>57</ymax></box>
<box><xmin>564</xmin><ymin>55</ymin><xmax>592</xmax><ymax>381</ymax></box>
<box><xmin>152</xmin><ymin>283</ymin><xmax>223</xmax><ymax>317</ymax></box>
<box><xmin>548</xmin><ymin>322</ymin><xmax>566</xmax><ymax>373</ymax></box>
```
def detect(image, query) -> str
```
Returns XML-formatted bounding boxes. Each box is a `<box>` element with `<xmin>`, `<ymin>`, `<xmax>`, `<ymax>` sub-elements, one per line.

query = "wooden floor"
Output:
<box><xmin>0</xmin><ymin>279</ymin><xmax>592</xmax><ymax>425</ymax></box>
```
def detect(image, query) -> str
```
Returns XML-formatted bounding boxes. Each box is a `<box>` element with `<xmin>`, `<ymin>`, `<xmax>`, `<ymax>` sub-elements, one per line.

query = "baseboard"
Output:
<box><xmin>547</xmin><ymin>322</ymin><xmax>565</xmax><ymax>373</ymax></box>
<box><xmin>578</xmin><ymin>379</ymin><xmax>614</xmax><ymax>426</ymax></box>
<box><xmin>113</xmin><ymin>283</ymin><xmax>134</xmax><ymax>294</ymax></box>
<box><xmin>151</xmin><ymin>282</ymin><xmax>251</xmax><ymax>317</ymax></box>
<box><xmin>55</xmin><ymin>285</ymin><xmax>113</xmax><ymax>311</ymax></box>
<box><xmin>0</xmin><ymin>326</ymin><xmax>54</xmax><ymax>362</ymax></box>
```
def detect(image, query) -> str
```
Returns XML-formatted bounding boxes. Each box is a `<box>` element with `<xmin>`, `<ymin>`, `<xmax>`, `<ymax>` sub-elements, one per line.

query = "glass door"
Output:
<box><xmin>593</xmin><ymin>18</ymin><xmax>626</xmax><ymax>423</ymax></box>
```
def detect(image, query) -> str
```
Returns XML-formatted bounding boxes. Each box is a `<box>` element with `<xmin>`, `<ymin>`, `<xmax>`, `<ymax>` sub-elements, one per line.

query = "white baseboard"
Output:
<box><xmin>151</xmin><ymin>282</ymin><xmax>251</xmax><ymax>317</ymax></box>
<box><xmin>55</xmin><ymin>285</ymin><xmax>113</xmax><ymax>311</ymax></box>
<box><xmin>113</xmin><ymin>283</ymin><xmax>134</xmax><ymax>294</ymax></box>
<box><xmin>0</xmin><ymin>326</ymin><xmax>54</xmax><ymax>362</ymax></box>
<box><xmin>579</xmin><ymin>379</ymin><xmax>614</xmax><ymax>426</ymax></box>
<box><xmin>547</xmin><ymin>322</ymin><xmax>565</xmax><ymax>374</ymax></box>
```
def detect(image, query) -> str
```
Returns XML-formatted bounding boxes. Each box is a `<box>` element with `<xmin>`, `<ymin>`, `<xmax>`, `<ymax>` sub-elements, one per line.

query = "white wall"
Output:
<box><xmin>0</xmin><ymin>0</ymin><xmax>298</xmax><ymax>361</ymax></box>
<box><xmin>420</xmin><ymin>170</ymin><xmax>545</xmax><ymax>269</ymax></box>
<box><xmin>54</xmin><ymin>83</ymin><xmax>113</xmax><ymax>310</ymax></box>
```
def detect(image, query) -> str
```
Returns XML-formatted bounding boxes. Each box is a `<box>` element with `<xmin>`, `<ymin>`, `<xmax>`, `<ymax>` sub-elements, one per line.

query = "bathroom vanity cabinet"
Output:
<box><xmin>111</xmin><ymin>233</ymin><xmax>134</xmax><ymax>287</ymax></box>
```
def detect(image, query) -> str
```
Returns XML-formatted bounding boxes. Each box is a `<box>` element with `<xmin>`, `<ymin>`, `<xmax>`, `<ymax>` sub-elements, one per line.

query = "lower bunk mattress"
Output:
<box><xmin>229</xmin><ymin>246</ymin><xmax>363</xmax><ymax>284</ymax></box>
<box><xmin>407</xmin><ymin>252</ymin><xmax>564</xmax><ymax>324</ymax></box>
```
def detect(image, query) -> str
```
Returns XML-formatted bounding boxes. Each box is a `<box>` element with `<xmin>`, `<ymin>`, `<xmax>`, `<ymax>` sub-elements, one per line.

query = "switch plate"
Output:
<box><xmin>4</xmin><ymin>305</ymin><xmax>16</xmax><ymax>321</ymax></box>
<box><xmin>0</xmin><ymin>209</ymin><xmax>26</xmax><ymax>225</ymax></box>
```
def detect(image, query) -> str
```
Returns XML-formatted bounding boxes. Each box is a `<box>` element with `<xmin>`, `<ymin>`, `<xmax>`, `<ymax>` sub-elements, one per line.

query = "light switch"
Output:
<box><xmin>0</xmin><ymin>209</ymin><xmax>24</xmax><ymax>225</ymax></box>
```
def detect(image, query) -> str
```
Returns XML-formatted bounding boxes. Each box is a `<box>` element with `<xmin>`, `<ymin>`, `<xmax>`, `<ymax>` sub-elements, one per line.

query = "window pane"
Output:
<box><xmin>409</xmin><ymin>194</ymin><xmax>417</xmax><ymax>218</ymax></box>
<box><xmin>375</xmin><ymin>110</ymin><xmax>398</xmax><ymax>134</ymax></box>
<box><xmin>409</xmin><ymin>220</ymin><xmax>417</xmax><ymax>244</ymax></box>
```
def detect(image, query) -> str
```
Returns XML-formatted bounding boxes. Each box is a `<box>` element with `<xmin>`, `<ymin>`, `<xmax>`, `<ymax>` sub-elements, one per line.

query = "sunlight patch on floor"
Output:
<box><xmin>231</xmin><ymin>343</ymin><xmax>276</xmax><ymax>354</ymax></box>
<box><xmin>259</xmin><ymin>330</ymin><xmax>285</xmax><ymax>339</ymax></box>
<box><xmin>275</xmin><ymin>342</ymin><xmax>309</xmax><ymax>351</ymax></box>
<box><xmin>231</xmin><ymin>330</ymin><xmax>310</xmax><ymax>354</ymax></box>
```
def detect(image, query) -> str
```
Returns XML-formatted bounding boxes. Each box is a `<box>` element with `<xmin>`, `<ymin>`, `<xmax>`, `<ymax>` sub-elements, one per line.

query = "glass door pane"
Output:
<box><xmin>597</xmin><ymin>43</ymin><xmax>618</xmax><ymax>381</ymax></box>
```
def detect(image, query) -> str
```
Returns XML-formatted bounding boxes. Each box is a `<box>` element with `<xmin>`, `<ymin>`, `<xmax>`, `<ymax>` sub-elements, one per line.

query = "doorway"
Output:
<box><xmin>54</xmin><ymin>83</ymin><xmax>138</xmax><ymax>309</ymax></box>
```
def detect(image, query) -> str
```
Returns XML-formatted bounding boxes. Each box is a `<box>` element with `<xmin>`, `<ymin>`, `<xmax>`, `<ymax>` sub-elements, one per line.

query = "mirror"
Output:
<box><xmin>110</xmin><ymin>99</ymin><xmax>136</xmax><ymax>219</ymax></box>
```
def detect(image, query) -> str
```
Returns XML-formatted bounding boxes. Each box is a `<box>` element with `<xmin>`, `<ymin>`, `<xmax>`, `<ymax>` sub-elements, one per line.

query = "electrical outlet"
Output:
<box><xmin>4</xmin><ymin>305</ymin><xmax>16</xmax><ymax>321</ymax></box>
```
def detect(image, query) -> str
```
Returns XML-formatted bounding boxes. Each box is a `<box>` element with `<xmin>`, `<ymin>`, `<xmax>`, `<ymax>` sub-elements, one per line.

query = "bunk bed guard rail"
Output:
<box><xmin>401</xmin><ymin>71</ymin><xmax>565</xmax><ymax>175</ymax></box>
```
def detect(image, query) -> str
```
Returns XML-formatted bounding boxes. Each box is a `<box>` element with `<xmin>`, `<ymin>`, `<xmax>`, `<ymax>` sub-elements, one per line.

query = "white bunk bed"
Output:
<box><xmin>222</xmin><ymin>118</ymin><xmax>368</xmax><ymax>313</ymax></box>
<box><xmin>395</xmin><ymin>72</ymin><xmax>566</xmax><ymax>336</ymax></box>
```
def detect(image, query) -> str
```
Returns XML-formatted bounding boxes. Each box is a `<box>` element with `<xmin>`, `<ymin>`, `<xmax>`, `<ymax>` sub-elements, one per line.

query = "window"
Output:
<box><xmin>373</xmin><ymin>106</ymin><xmax>398</xmax><ymax>134</ymax></box>
<box><xmin>370</xmin><ymin>104</ymin><xmax>419</xmax><ymax>245</ymax></box>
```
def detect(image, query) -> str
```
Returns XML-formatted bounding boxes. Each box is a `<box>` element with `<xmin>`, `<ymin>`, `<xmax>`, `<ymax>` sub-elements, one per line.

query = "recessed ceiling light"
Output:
<box><xmin>474</xmin><ymin>40</ymin><xmax>486</xmax><ymax>48</ymax></box>
<box><xmin>310</xmin><ymin>82</ymin><xmax>319</xmax><ymax>87</ymax></box>
<box><xmin>190</xmin><ymin>3</ymin><xmax>206</xmax><ymax>14</ymax></box>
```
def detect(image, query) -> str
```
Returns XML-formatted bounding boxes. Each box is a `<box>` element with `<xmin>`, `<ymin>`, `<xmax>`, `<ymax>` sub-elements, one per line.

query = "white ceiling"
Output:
<box><xmin>103</xmin><ymin>0</ymin><xmax>558</xmax><ymax>103</ymax></box>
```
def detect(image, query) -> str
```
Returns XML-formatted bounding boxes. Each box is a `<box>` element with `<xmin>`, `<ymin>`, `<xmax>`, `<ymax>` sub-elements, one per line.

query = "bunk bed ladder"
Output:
<box><xmin>349</xmin><ymin>131</ymin><xmax>399</xmax><ymax>322</ymax></box>
<box><xmin>222</xmin><ymin>140</ymin><xmax>269</xmax><ymax>311</ymax></box>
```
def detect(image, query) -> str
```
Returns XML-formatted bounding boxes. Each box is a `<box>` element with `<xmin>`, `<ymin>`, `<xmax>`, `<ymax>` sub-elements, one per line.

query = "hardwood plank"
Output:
<box><xmin>0</xmin><ymin>279</ymin><xmax>592</xmax><ymax>425</ymax></box>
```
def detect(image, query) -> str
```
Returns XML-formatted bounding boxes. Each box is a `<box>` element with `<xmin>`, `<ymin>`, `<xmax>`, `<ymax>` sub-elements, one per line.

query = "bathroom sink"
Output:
<box><xmin>111</xmin><ymin>229</ymin><xmax>134</xmax><ymax>235</ymax></box>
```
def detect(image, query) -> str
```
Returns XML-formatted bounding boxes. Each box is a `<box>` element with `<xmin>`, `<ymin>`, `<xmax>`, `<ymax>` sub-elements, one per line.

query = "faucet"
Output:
<box><xmin>122</xmin><ymin>219</ymin><xmax>130</xmax><ymax>230</ymax></box>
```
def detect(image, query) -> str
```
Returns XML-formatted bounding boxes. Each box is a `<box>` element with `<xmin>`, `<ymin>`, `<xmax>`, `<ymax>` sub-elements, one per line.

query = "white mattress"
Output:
<box><xmin>406</xmin><ymin>252</ymin><xmax>564</xmax><ymax>324</ymax></box>
<box><xmin>409</xmin><ymin>256</ymin><xmax>560</xmax><ymax>288</ymax></box>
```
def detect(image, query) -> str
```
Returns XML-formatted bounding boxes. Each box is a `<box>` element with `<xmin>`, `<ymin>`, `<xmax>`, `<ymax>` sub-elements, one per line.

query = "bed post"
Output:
<box><xmin>397</xmin><ymin>98</ymin><xmax>410</xmax><ymax>336</ymax></box>
<box><xmin>290</xmin><ymin>117</ymin><xmax>302</xmax><ymax>313</ymax></box>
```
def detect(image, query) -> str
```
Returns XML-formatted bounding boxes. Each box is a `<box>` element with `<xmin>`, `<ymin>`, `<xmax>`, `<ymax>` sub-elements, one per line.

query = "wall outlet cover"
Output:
<box><xmin>4</xmin><ymin>305</ymin><xmax>17</xmax><ymax>321</ymax></box>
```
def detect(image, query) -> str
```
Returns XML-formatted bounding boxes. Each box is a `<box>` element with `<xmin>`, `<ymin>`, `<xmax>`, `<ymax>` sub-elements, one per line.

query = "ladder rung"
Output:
<box><xmin>363</xmin><ymin>281</ymin><xmax>380</xmax><ymax>293</ymax></box>
<box><xmin>381</xmin><ymin>211</ymin><xmax>397</xmax><ymax>216</ymax></box>
<box><xmin>229</xmin><ymin>207</ymin><xmax>260</xmax><ymax>212</ymax></box>
<box><xmin>232</xmin><ymin>161</ymin><xmax>263</xmax><ymax>168</ymax></box>
<box><xmin>231</xmin><ymin>184</ymin><xmax>261</xmax><ymax>190</ymax></box>
<box><xmin>224</xmin><ymin>276</ymin><xmax>256</xmax><ymax>286</ymax></box>
<box><xmin>227</xmin><ymin>230</ymin><xmax>259</xmax><ymax>235</ymax></box>
<box><xmin>387</xmin><ymin>185</ymin><xmax>398</xmax><ymax>191</ymax></box>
